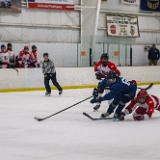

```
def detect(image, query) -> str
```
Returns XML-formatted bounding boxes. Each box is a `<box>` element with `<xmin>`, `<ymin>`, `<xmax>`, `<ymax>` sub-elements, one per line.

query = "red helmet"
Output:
<box><xmin>24</xmin><ymin>46</ymin><xmax>29</xmax><ymax>50</ymax></box>
<box><xmin>137</xmin><ymin>90</ymin><xmax>148</xmax><ymax>100</ymax></box>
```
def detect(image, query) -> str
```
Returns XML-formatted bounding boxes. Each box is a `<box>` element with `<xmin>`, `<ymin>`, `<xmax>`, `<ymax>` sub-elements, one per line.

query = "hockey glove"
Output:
<box><xmin>90</xmin><ymin>97</ymin><xmax>102</xmax><ymax>104</ymax></box>
<box><xmin>95</xmin><ymin>72</ymin><xmax>102</xmax><ymax>80</ymax></box>
<box><xmin>134</xmin><ymin>116</ymin><xmax>144</xmax><ymax>121</ymax></box>
<box><xmin>129</xmin><ymin>80</ymin><xmax>137</xmax><ymax>85</ymax></box>
<box><xmin>92</xmin><ymin>88</ymin><xmax>99</xmax><ymax>98</ymax></box>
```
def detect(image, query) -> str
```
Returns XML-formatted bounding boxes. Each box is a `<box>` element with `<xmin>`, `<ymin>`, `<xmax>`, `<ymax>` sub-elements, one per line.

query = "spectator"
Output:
<box><xmin>30</xmin><ymin>45</ymin><xmax>38</xmax><ymax>67</ymax></box>
<box><xmin>18</xmin><ymin>46</ymin><xmax>31</xmax><ymax>68</ymax></box>
<box><xmin>148</xmin><ymin>44</ymin><xmax>160</xmax><ymax>66</ymax></box>
<box><xmin>6</xmin><ymin>43</ymin><xmax>16</xmax><ymax>68</ymax></box>
<box><xmin>0</xmin><ymin>44</ymin><xmax>9</xmax><ymax>68</ymax></box>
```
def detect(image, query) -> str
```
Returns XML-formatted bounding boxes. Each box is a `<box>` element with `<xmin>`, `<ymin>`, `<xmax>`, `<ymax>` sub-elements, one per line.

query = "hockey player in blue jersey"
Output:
<box><xmin>90</xmin><ymin>71</ymin><xmax>137</xmax><ymax>119</ymax></box>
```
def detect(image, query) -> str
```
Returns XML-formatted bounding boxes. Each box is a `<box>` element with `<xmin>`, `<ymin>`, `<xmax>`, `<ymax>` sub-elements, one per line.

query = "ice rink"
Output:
<box><xmin>1</xmin><ymin>86</ymin><xmax>160</xmax><ymax>160</ymax></box>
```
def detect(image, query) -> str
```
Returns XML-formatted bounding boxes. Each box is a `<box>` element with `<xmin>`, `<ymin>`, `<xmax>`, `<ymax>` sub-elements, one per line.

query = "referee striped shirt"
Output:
<box><xmin>42</xmin><ymin>59</ymin><xmax>55</xmax><ymax>74</ymax></box>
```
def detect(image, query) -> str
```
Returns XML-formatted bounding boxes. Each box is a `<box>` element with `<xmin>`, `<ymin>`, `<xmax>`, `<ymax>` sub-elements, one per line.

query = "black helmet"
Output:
<box><xmin>7</xmin><ymin>43</ymin><xmax>12</xmax><ymax>47</ymax></box>
<box><xmin>32</xmin><ymin>45</ymin><xmax>37</xmax><ymax>50</ymax></box>
<box><xmin>107</xmin><ymin>71</ymin><xmax>117</xmax><ymax>79</ymax></box>
<box><xmin>43</xmin><ymin>52</ymin><xmax>49</xmax><ymax>57</ymax></box>
<box><xmin>101</xmin><ymin>53</ymin><xmax>109</xmax><ymax>60</ymax></box>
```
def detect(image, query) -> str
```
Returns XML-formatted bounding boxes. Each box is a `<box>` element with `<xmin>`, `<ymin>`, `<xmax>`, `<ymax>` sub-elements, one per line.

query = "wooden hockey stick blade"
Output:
<box><xmin>137</xmin><ymin>83</ymin><xmax>153</xmax><ymax>90</ymax></box>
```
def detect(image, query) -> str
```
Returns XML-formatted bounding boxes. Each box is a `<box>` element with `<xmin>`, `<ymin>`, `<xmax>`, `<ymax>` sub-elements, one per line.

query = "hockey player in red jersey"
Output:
<box><xmin>18</xmin><ymin>46</ymin><xmax>31</xmax><ymax>68</ymax></box>
<box><xmin>93</xmin><ymin>53</ymin><xmax>121</xmax><ymax>111</ymax></box>
<box><xmin>30</xmin><ymin>45</ymin><xmax>38</xmax><ymax>67</ymax></box>
<box><xmin>6</xmin><ymin>43</ymin><xmax>16</xmax><ymax>68</ymax></box>
<box><xmin>119</xmin><ymin>89</ymin><xmax>160</xmax><ymax>121</ymax></box>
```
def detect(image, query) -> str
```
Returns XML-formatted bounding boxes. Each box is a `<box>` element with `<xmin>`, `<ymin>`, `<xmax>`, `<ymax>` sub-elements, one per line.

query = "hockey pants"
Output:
<box><xmin>44</xmin><ymin>72</ymin><xmax>62</xmax><ymax>93</ymax></box>
<box><xmin>107</xmin><ymin>90</ymin><xmax>136</xmax><ymax>116</ymax></box>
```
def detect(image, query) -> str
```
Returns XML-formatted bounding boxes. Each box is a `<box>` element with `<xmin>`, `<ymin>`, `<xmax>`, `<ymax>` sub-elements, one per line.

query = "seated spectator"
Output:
<box><xmin>18</xmin><ymin>46</ymin><xmax>31</xmax><ymax>68</ymax></box>
<box><xmin>6</xmin><ymin>43</ymin><xmax>16</xmax><ymax>68</ymax></box>
<box><xmin>0</xmin><ymin>44</ymin><xmax>9</xmax><ymax>68</ymax></box>
<box><xmin>30</xmin><ymin>45</ymin><xmax>38</xmax><ymax>67</ymax></box>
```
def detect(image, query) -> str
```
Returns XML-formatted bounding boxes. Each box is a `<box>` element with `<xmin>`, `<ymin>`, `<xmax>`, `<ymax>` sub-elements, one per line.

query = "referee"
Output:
<box><xmin>42</xmin><ymin>53</ymin><xmax>63</xmax><ymax>96</ymax></box>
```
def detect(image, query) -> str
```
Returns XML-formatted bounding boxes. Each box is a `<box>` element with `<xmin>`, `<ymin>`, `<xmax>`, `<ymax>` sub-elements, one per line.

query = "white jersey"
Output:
<box><xmin>94</xmin><ymin>60</ymin><xmax>121</xmax><ymax>78</ymax></box>
<box><xmin>22</xmin><ymin>53</ymin><xmax>30</xmax><ymax>68</ymax></box>
<box><xmin>0</xmin><ymin>51</ymin><xmax>9</xmax><ymax>68</ymax></box>
<box><xmin>7</xmin><ymin>50</ymin><xmax>15</xmax><ymax>62</ymax></box>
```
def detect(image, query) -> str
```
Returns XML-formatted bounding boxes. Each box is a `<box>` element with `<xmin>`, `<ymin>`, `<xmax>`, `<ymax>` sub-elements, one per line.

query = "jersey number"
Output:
<box><xmin>122</xmin><ymin>78</ymin><xmax>130</xmax><ymax>86</ymax></box>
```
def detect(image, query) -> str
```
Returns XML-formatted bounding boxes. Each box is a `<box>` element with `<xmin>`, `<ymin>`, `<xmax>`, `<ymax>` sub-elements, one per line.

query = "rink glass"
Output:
<box><xmin>79</xmin><ymin>36</ymin><xmax>132</xmax><ymax>67</ymax></box>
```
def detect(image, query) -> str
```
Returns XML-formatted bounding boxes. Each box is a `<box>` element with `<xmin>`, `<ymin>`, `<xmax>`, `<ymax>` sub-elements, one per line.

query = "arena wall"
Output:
<box><xmin>1</xmin><ymin>1</ymin><xmax>160</xmax><ymax>67</ymax></box>
<box><xmin>0</xmin><ymin>67</ymin><xmax>159</xmax><ymax>92</ymax></box>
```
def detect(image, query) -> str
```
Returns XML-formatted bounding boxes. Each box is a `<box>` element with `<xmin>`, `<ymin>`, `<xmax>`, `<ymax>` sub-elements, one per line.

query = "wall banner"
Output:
<box><xmin>121</xmin><ymin>0</ymin><xmax>140</xmax><ymax>5</ymax></box>
<box><xmin>27</xmin><ymin>0</ymin><xmax>74</xmax><ymax>11</ymax></box>
<box><xmin>140</xmin><ymin>0</ymin><xmax>160</xmax><ymax>11</ymax></box>
<box><xmin>0</xmin><ymin>0</ymin><xmax>21</xmax><ymax>13</ymax></box>
<box><xmin>106</xmin><ymin>15</ymin><xmax>140</xmax><ymax>37</ymax></box>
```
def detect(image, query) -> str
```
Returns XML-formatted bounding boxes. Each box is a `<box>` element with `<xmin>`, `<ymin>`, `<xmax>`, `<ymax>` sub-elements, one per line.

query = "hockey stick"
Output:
<box><xmin>137</xmin><ymin>83</ymin><xmax>153</xmax><ymax>90</ymax></box>
<box><xmin>83</xmin><ymin>112</ymin><xmax>118</xmax><ymax>121</ymax></box>
<box><xmin>34</xmin><ymin>96</ymin><xmax>92</xmax><ymax>122</ymax></box>
<box><xmin>13</xmin><ymin>68</ymin><xmax>19</xmax><ymax>76</ymax></box>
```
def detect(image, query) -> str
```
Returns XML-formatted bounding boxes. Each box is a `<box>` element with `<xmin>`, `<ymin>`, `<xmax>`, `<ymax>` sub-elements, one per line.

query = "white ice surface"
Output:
<box><xmin>0</xmin><ymin>86</ymin><xmax>160</xmax><ymax>160</ymax></box>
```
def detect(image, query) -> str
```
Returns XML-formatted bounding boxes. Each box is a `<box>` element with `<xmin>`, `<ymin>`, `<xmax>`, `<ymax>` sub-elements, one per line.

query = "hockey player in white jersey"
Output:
<box><xmin>0</xmin><ymin>44</ymin><xmax>9</xmax><ymax>68</ymax></box>
<box><xmin>6</xmin><ymin>43</ymin><xmax>16</xmax><ymax>68</ymax></box>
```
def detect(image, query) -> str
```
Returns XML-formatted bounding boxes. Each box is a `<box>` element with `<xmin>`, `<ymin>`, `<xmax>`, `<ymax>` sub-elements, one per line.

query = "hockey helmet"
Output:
<box><xmin>1</xmin><ymin>44</ymin><xmax>6</xmax><ymax>48</ymax></box>
<box><xmin>100</xmin><ymin>53</ymin><xmax>109</xmax><ymax>60</ymax></box>
<box><xmin>136</xmin><ymin>90</ymin><xmax>148</xmax><ymax>104</ymax></box>
<box><xmin>24</xmin><ymin>46</ymin><xmax>29</xmax><ymax>50</ymax></box>
<box><xmin>32</xmin><ymin>45</ymin><xmax>37</xmax><ymax>50</ymax></box>
<box><xmin>7</xmin><ymin>43</ymin><xmax>12</xmax><ymax>47</ymax></box>
<box><xmin>107</xmin><ymin>71</ymin><xmax>117</xmax><ymax>79</ymax></box>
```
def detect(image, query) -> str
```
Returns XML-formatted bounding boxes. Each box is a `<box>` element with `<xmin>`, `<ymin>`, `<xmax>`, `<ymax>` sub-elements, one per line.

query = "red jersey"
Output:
<box><xmin>30</xmin><ymin>51</ymin><xmax>37</xmax><ymax>63</ymax></box>
<box><xmin>19</xmin><ymin>50</ymin><xmax>30</xmax><ymax>61</ymax></box>
<box><xmin>18</xmin><ymin>50</ymin><xmax>31</xmax><ymax>68</ymax></box>
<box><xmin>124</xmin><ymin>95</ymin><xmax>160</xmax><ymax>119</ymax></box>
<box><xmin>94</xmin><ymin>60</ymin><xmax>120</xmax><ymax>78</ymax></box>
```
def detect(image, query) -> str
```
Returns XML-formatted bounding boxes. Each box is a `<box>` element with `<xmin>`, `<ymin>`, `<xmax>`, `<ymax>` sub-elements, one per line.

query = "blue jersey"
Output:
<box><xmin>101</xmin><ymin>77</ymin><xmax>137</xmax><ymax>101</ymax></box>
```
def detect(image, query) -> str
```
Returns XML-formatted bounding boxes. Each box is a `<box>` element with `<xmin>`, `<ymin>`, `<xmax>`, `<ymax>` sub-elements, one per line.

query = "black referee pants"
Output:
<box><xmin>44</xmin><ymin>72</ymin><xmax>62</xmax><ymax>93</ymax></box>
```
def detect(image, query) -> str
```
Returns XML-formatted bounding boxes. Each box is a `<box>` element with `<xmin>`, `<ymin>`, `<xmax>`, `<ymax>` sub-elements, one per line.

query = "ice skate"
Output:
<box><xmin>93</xmin><ymin>104</ymin><xmax>100</xmax><ymax>111</ymax></box>
<box><xmin>59</xmin><ymin>90</ymin><xmax>63</xmax><ymax>95</ymax></box>
<box><xmin>101</xmin><ymin>112</ymin><xmax>110</xmax><ymax>118</ymax></box>
<box><xmin>45</xmin><ymin>92</ymin><xmax>51</xmax><ymax>96</ymax></box>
